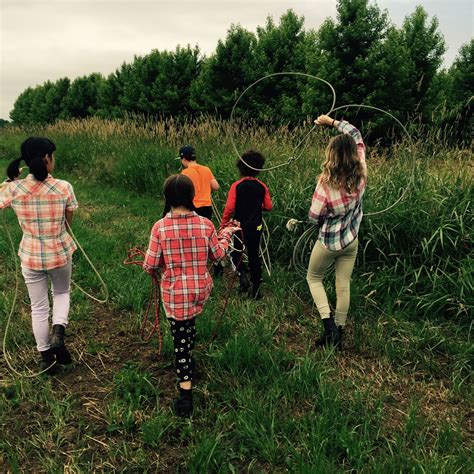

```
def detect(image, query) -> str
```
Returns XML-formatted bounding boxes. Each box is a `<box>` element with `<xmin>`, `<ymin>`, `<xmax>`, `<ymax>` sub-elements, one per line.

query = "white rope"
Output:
<box><xmin>230</xmin><ymin>72</ymin><xmax>337</xmax><ymax>172</ymax></box>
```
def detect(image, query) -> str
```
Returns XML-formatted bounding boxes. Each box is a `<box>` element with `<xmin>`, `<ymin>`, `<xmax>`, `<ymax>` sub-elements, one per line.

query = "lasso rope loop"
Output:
<box><xmin>229</xmin><ymin>73</ymin><xmax>417</xmax><ymax>274</ymax></box>
<box><xmin>230</xmin><ymin>72</ymin><xmax>416</xmax><ymax>217</ymax></box>
<box><xmin>230</xmin><ymin>72</ymin><xmax>337</xmax><ymax>172</ymax></box>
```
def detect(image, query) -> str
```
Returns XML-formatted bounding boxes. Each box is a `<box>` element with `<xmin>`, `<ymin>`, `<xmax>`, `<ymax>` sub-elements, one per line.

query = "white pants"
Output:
<box><xmin>21</xmin><ymin>262</ymin><xmax>72</xmax><ymax>352</ymax></box>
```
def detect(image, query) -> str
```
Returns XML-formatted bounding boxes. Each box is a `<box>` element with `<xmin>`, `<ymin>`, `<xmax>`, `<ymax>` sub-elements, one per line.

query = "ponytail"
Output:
<box><xmin>19</xmin><ymin>136</ymin><xmax>56</xmax><ymax>182</ymax></box>
<box><xmin>6</xmin><ymin>157</ymin><xmax>22</xmax><ymax>181</ymax></box>
<box><xmin>28</xmin><ymin>157</ymin><xmax>48</xmax><ymax>182</ymax></box>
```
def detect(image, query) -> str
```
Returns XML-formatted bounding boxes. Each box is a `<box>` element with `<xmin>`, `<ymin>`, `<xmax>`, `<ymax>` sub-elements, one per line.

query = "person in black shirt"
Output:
<box><xmin>221</xmin><ymin>150</ymin><xmax>273</xmax><ymax>298</ymax></box>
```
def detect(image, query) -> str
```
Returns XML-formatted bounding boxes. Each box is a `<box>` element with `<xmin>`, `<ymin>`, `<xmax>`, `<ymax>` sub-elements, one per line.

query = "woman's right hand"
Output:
<box><xmin>314</xmin><ymin>115</ymin><xmax>334</xmax><ymax>127</ymax></box>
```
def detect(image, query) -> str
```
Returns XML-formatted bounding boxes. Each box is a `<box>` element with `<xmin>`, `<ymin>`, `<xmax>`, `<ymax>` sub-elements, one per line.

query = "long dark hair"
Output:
<box><xmin>162</xmin><ymin>174</ymin><xmax>195</xmax><ymax>216</ymax></box>
<box><xmin>7</xmin><ymin>137</ymin><xmax>56</xmax><ymax>182</ymax></box>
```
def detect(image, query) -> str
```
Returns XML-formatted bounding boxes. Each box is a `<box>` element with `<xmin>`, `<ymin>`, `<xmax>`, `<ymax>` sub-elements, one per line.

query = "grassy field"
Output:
<box><xmin>0</xmin><ymin>117</ymin><xmax>472</xmax><ymax>472</ymax></box>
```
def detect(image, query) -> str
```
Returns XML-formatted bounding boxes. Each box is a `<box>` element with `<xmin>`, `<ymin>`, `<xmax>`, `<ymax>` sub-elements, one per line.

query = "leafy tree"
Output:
<box><xmin>44</xmin><ymin>78</ymin><xmax>70</xmax><ymax>122</ymax></box>
<box><xmin>150</xmin><ymin>45</ymin><xmax>201</xmax><ymax>116</ymax></box>
<box><xmin>96</xmin><ymin>71</ymin><xmax>124</xmax><ymax>118</ymax></box>
<box><xmin>60</xmin><ymin>73</ymin><xmax>105</xmax><ymax>119</ymax></box>
<box><xmin>363</xmin><ymin>26</ymin><xmax>414</xmax><ymax>140</ymax></box>
<box><xmin>446</xmin><ymin>39</ymin><xmax>474</xmax><ymax>108</ymax></box>
<box><xmin>252</xmin><ymin>10</ymin><xmax>308</xmax><ymax>123</ymax></box>
<box><xmin>401</xmin><ymin>6</ymin><xmax>446</xmax><ymax>116</ymax></box>
<box><xmin>10</xmin><ymin>87</ymin><xmax>36</xmax><ymax>123</ymax></box>
<box><xmin>111</xmin><ymin>46</ymin><xmax>200</xmax><ymax>117</ymax></box>
<box><xmin>190</xmin><ymin>25</ymin><xmax>256</xmax><ymax>117</ymax></box>
<box><xmin>433</xmin><ymin>40</ymin><xmax>473</xmax><ymax>145</ymax></box>
<box><xmin>316</xmin><ymin>0</ymin><xmax>389</xmax><ymax>106</ymax></box>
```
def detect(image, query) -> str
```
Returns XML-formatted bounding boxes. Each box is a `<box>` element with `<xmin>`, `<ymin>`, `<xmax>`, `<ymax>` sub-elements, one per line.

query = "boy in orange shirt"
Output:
<box><xmin>179</xmin><ymin>146</ymin><xmax>219</xmax><ymax>220</ymax></box>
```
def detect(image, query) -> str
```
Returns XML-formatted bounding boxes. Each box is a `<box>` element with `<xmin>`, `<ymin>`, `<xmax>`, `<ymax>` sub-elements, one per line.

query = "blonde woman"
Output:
<box><xmin>307</xmin><ymin>115</ymin><xmax>367</xmax><ymax>350</ymax></box>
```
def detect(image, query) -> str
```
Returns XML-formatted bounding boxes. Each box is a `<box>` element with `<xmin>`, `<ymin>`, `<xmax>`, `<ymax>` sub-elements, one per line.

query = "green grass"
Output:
<box><xmin>0</xmin><ymin>118</ymin><xmax>472</xmax><ymax>471</ymax></box>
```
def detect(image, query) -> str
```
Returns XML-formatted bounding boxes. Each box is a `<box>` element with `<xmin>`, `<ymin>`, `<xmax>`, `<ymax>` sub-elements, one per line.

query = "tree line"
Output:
<box><xmin>8</xmin><ymin>0</ymin><xmax>473</xmax><ymax>144</ymax></box>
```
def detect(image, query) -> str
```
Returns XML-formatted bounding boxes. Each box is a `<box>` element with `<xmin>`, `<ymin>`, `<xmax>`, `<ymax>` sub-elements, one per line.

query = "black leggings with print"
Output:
<box><xmin>168</xmin><ymin>318</ymin><xmax>196</xmax><ymax>383</ymax></box>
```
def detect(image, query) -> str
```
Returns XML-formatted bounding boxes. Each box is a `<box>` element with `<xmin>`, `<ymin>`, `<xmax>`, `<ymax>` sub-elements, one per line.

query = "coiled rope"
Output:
<box><xmin>228</xmin><ymin>73</ymin><xmax>416</xmax><ymax>275</ymax></box>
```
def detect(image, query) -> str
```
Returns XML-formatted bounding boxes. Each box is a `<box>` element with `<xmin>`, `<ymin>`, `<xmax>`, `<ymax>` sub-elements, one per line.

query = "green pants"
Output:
<box><xmin>306</xmin><ymin>239</ymin><xmax>358</xmax><ymax>326</ymax></box>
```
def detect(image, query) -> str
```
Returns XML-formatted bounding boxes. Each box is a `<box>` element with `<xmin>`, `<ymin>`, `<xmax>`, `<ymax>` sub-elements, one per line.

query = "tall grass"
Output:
<box><xmin>1</xmin><ymin>116</ymin><xmax>471</xmax><ymax>322</ymax></box>
<box><xmin>0</xmin><ymin>116</ymin><xmax>472</xmax><ymax>471</ymax></box>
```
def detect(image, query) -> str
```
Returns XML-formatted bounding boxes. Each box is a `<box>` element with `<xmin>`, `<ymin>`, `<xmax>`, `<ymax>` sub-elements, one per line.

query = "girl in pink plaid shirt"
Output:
<box><xmin>143</xmin><ymin>174</ymin><xmax>239</xmax><ymax>417</ymax></box>
<box><xmin>306</xmin><ymin>115</ymin><xmax>367</xmax><ymax>351</ymax></box>
<box><xmin>1</xmin><ymin>137</ymin><xmax>78</xmax><ymax>373</ymax></box>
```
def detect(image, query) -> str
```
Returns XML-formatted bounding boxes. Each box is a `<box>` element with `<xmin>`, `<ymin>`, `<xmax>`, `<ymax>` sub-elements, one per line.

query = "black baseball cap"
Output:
<box><xmin>178</xmin><ymin>146</ymin><xmax>196</xmax><ymax>160</ymax></box>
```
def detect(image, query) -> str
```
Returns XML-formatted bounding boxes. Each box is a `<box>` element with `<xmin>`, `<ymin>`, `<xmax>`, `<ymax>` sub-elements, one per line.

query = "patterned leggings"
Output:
<box><xmin>168</xmin><ymin>318</ymin><xmax>196</xmax><ymax>383</ymax></box>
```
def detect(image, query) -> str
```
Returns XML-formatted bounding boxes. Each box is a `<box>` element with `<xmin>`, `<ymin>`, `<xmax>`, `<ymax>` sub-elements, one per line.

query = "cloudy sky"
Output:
<box><xmin>1</xmin><ymin>0</ymin><xmax>472</xmax><ymax>119</ymax></box>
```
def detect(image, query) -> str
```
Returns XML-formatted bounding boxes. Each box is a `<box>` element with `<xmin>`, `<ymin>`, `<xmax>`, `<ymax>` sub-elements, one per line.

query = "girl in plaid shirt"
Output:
<box><xmin>1</xmin><ymin>137</ymin><xmax>78</xmax><ymax>373</ymax></box>
<box><xmin>306</xmin><ymin>115</ymin><xmax>367</xmax><ymax>350</ymax></box>
<box><xmin>143</xmin><ymin>174</ymin><xmax>239</xmax><ymax>417</ymax></box>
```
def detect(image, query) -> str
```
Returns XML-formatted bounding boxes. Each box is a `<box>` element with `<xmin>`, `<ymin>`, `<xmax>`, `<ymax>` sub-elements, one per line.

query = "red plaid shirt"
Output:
<box><xmin>309</xmin><ymin>121</ymin><xmax>367</xmax><ymax>251</ymax></box>
<box><xmin>143</xmin><ymin>212</ymin><xmax>234</xmax><ymax>320</ymax></box>
<box><xmin>0</xmin><ymin>174</ymin><xmax>78</xmax><ymax>270</ymax></box>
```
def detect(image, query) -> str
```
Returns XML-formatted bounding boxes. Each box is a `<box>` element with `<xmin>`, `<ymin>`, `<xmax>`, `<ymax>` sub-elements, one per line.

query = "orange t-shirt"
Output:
<box><xmin>182</xmin><ymin>164</ymin><xmax>215</xmax><ymax>207</ymax></box>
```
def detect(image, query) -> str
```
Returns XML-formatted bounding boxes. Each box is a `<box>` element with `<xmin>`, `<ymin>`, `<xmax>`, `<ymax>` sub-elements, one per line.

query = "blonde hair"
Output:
<box><xmin>319</xmin><ymin>134</ymin><xmax>366</xmax><ymax>193</ymax></box>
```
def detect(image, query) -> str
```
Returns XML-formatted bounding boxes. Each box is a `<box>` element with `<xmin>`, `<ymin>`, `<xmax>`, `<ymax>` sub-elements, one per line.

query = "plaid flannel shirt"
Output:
<box><xmin>143</xmin><ymin>211</ymin><xmax>234</xmax><ymax>320</ymax></box>
<box><xmin>309</xmin><ymin>121</ymin><xmax>367</xmax><ymax>251</ymax></box>
<box><xmin>0</xmin><ymin>174</ymin><xmax>78</xmax><ymax>270</ymax></box>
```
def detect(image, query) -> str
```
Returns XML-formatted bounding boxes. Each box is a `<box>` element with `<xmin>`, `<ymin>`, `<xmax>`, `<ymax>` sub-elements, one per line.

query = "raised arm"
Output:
<box><xmin>315</xmin><ymin>114</ymin><xmax>366</xmax><ymax>175</ymax></box>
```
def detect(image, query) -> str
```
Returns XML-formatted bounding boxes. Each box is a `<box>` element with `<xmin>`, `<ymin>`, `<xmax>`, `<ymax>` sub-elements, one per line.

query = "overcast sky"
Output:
<box><xmin>1</xmin><ymin>0</ymin><xmax>472</xmax><ymax>119</ymax></box>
